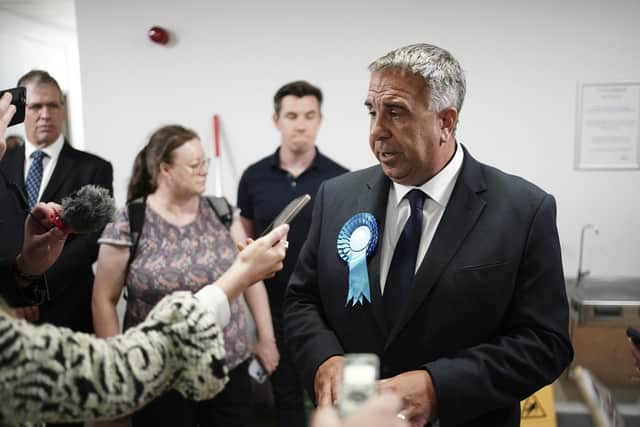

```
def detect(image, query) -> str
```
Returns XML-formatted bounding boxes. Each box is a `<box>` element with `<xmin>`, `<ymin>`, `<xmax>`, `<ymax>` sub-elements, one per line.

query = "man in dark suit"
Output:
<box><xmin>0</xmin><ymin>70</ymin><xmax>113</xmax><ymax>333</ymax></box>
<box><xmin>1</xmin><ymin>90</ymin><xmax>25</xmax><ymax>290</ymax></box>
<box><xmin>283</xmin><ymin>43</ymin><xmax>573</xmax><ymax>427</ymax></box>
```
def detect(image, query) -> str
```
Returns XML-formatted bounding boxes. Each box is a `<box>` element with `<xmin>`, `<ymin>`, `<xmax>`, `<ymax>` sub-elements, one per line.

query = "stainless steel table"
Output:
<box><xmin>569</xmin><ymin>276</ymin><xmax>640</xmax><ymax>327</ymax></box>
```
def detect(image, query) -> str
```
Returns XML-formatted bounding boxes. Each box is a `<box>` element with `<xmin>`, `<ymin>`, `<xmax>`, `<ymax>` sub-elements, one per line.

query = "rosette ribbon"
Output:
<box><xmin>337</xmin><ymin>213</ymin><xmax>378</xmax><ymax>306</ymax></box>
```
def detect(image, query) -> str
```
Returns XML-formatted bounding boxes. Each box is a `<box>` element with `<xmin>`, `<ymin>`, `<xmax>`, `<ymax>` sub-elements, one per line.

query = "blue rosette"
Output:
<box><xmin>337</xmin><ymin>213</ymin><xmax>378</xmax><ymax>306</ymax></box>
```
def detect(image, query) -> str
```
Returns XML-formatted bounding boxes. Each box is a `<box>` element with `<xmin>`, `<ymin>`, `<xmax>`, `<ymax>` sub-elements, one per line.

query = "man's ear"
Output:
<box><xmin>439</xmin><ymin>107</ymin><xmax>458</xmax><ymax>142</ymax></box>
<box><xmin>273</xmin><ymin>113</ymin><xmax>280</xmax><ymax>128</ymax></box>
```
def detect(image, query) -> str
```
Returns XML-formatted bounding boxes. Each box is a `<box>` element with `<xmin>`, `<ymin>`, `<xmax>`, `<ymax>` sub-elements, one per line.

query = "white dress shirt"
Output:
<box><xmin>380</xmin><ymin>143</ymin><xmax>464</xmax><ymax>294</ymax></box>
<box><xmin>23</xmin><ymin>135</ymin><xmax>65</xmax><ymax>203</ymax></box>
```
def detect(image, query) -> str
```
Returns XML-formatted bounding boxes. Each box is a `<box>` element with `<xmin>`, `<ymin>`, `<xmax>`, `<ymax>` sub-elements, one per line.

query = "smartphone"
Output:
<box><xmin>260</xmin><ymin>193</ymin><xmax>311</xmax><ymax>236</ymax></box>
<box><xmin>248</xmin><ymin>357</ymin><xmax>267</xmax><ymax>384</ymax></box>
<box><xmin>626</xmin><ymin>327</ymin><xmax>640</xmax><ymax>347</ymax></box>
<box><xmin>0</xmin><ymin>87</ymin><xmax>26</xmax><ymax>126</ymax></box>
<box><xmin>338</xmin><ymin>353</ymin><xmax>380</xmax><ymax>418</ymax></box>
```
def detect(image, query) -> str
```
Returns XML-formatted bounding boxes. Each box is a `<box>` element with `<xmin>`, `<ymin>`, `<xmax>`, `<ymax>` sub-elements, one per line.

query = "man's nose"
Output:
<box><xmin>295</xmin><ymin>118</ymin><xmax>308</xmax><ymax>131</ymax></box>
<box><xmin>370</xmin><ymin>115</ymin><xmax>390</xmax><ymax>141</ymax></box>
<box><xmin>40</xmin><ymin>106</ymin><xmax>53</xmax><ymax>118</ymax></box>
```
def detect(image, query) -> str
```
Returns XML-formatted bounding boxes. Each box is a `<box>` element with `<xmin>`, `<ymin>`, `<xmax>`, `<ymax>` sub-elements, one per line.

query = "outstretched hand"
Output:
<box><xmin>216</xmin><ymin>224</ymin><xmax>289</xmax><ymax>300</ymax></box>
<box><xmin>17</xmin><ymin>203</ymin><xmax>69</xmax><ymax>276</ymax></box>
<box><xmin>235</xmin><ymin>224</ymin><xmax>289</xmax><ymax>283</ymax></box>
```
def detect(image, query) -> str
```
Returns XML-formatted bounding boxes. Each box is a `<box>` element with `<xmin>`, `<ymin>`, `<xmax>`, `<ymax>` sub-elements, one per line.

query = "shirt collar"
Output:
<box><xmin>391</xmin><ymin>141</ymin><xmax>464</xmax><ymax>207</ymax></box>
<box><xmin>25</xmin><ymin>134</ymin><xmax>64</xmax><ymax>160</ymax></box>
<box><xmin>269</xmin><ymin>148</ymin><xmax>280</xmax><ymax>167</ymax></box>
<box><xmin>270</xmin><ymin>146</ymin><xmax>322</xmax><ymax>171</ymax></box>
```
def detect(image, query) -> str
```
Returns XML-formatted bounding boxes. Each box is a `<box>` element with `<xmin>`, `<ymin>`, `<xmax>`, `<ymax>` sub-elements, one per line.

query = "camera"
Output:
<box><xmin>0</xmin><ymin>86</ymin><xmax>26</xmax><ymax>126</ymax></box>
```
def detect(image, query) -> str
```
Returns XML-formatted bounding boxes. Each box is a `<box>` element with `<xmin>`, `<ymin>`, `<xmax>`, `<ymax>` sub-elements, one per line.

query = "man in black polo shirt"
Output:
<box><xmin>237</xmin><ymin>80</ymin><xmax>347</xmax><ymax>427</ymax></box>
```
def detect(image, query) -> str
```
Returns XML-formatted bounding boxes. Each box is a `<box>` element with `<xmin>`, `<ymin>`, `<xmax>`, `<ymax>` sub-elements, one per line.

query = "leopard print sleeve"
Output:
<box><xmin>0</xmin><ymin>291</ymin><xmax>228</xmax><ymax>425</ymax></box>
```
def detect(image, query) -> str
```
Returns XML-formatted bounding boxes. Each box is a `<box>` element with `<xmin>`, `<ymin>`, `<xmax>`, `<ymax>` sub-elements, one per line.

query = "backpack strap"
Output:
<box><xmin>126</xmin><ymin>196</ymin><xmax>147</xmax><ymax>271</ymax></box>
<box><xmin>205</xmin><ymin>196</ymin><xmax>233</xmax><ymax>230</ymax></box>
<box><xmin>121</xmin><ymin>196</ymin><xmax>146</xmax><ymax>301</ymax></box>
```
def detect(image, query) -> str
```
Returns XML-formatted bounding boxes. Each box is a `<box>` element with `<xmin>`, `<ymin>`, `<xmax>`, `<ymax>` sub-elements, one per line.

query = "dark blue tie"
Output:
<box><xmin>26</xmin><ymin>150</ymin><xmax>47</xmax><ymax>209</ymax></box>
<box><xmin>384</xmin><ymin>189</ymin><xmax>427</xmax><ymax>326</ymax></box>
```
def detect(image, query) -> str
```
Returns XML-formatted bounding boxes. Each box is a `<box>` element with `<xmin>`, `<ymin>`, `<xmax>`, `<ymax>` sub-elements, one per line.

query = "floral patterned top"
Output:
<box><xmin>99</xmin><ymin>197</ymin><xmax>254</xmax><ymax>369</ymax></box>
<box><xmin>0</xmin><ymin>292</ymin><xmax>227</xmax><ymax>425</ymax></box>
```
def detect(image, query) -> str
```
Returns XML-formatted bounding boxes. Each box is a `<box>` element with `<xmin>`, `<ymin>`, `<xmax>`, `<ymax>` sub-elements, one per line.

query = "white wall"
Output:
<box><xmin>75</xmin><ymin>0</ymin><xmax>640</xmax><ymax>278</ymax></box>
<box><xmin>0</xmin><ymin>9</ymin><xmax>84</xmax><ymax>149</ymax></box>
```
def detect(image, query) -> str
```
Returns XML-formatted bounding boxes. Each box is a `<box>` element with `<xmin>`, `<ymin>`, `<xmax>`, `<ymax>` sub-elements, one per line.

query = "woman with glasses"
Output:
<box><xmin>1</xmin><ymin>97</ymin><xmax>291</xmax><ymax>425</ymax></box>
<box><xmin>92</xmin><ymin>125</ymin><xmax>279</xmax><ymax>427</ymax></box>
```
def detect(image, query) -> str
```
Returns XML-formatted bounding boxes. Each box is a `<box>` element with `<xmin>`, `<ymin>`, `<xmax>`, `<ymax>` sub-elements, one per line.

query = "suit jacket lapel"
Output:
<box><xmin>386</xmin><ymin>147</ymin><xmax>487</xmax><ymax>346</ymax></box>
<box><xmin>41</xmin><ymin>142</ymin><xmax>73</xmax><ymax>202</ymax></box>
<box><xmin>357</xmin><ymin>167</ymin><xmax>391</xmax><ymax>338</ymax></box>
<box><xmin>3</xmin><ymin>145</ymin><xmax>26</xmax><ymax>190</ymax></box>
<box><xmin>1</xmin><ymin>146</ymin><xmax>28</xmax><ymax>209</ymax></box>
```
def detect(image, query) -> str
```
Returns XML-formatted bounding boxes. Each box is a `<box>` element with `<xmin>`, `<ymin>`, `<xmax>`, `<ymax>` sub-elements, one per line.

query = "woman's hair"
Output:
<box><xmin>127</xmin><ymin>125</ymin><xmax>199</xmax><ymax>202</ymax></box>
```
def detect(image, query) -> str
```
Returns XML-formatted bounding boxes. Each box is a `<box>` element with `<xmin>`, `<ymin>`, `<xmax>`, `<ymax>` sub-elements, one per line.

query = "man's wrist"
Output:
<box><xmin>14</xmin><ymin>254</ymin><xmax>42</xmax><ymax>285</ymax></box>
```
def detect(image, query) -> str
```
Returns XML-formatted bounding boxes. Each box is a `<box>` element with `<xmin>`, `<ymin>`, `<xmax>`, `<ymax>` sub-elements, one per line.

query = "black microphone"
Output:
<box><xmin>52</xmin><ymin>185</ymin><xmax>115</xmax><ymax>233</ymax></box>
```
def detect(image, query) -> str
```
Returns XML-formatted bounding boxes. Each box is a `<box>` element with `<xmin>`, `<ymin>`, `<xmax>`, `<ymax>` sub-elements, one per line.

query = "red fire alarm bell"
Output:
<box><xmin>148</xmin><ymin>26</ymin><xmax>169</xmax><ymax>45</ymax></box>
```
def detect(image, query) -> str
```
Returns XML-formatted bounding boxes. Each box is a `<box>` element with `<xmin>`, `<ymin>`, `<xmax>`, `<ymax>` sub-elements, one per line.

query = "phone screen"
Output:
<box><xmin>260</xmin><ymin>194</ymin><xmax>311</xmax><ymax>236</ymax></box>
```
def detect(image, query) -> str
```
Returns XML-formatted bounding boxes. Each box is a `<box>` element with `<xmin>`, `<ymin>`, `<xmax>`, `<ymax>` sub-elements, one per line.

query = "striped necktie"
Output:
<box><xmin>26</xmin><ymin>150</ymin><xmax>47</xmax><ymax>209</ymax></box>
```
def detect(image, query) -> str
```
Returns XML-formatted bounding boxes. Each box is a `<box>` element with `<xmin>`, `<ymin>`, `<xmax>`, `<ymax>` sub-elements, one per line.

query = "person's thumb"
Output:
<box><xmin>263</xmin><ymin>224</ymin><xmax>289</xmax><ymax>246</ymax></box>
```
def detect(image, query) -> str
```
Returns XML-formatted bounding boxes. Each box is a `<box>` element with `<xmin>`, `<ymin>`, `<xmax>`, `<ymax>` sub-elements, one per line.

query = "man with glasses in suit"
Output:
<box><xmin>0</xmin><ymin>70</ymin><xmax>112</xmax><ymax>344</ymax></box>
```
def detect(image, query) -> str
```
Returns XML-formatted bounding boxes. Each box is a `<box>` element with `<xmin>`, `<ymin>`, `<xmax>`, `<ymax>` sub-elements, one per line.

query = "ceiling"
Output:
<box><xmin>0</xmin><ymin>0</ymin><xmax>75</xmax><ymax>31</ymax></box>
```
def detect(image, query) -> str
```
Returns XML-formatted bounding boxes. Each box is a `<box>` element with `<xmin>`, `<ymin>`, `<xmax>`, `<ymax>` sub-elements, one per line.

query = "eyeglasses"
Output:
<box><xmin>26</xmin><ymin>102</ymin><xmax>64</xmax><ymax>112</ymax></box>
<box><xmin>175</xmin><ymin>158</ymin><xmax>212</xmax><ymax>174</ymax></box>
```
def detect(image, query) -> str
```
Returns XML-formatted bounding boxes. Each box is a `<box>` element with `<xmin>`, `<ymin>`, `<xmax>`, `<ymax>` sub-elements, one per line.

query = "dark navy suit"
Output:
<box><xmin>0</xmin><ymin>143</ymin><xmax>113</xmax><ymax>333</ymax></box>
<box><xmin>283</xmin><ymin>146</ymin><xmax>573</xmax><ymax>426</ymax></box>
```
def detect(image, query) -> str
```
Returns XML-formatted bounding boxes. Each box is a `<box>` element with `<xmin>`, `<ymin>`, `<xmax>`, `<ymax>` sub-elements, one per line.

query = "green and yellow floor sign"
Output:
<box><xmin>520</xmin><ymin>384</ymin><xmax>557</xmax><ymax>427</ymax></box>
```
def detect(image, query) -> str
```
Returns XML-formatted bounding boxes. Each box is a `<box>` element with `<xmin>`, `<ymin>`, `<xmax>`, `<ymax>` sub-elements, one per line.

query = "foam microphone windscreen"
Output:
<box><xmin>58</xmin><ymin>185</ymin><xmax>115</xmax><ymax>233</ymax></box>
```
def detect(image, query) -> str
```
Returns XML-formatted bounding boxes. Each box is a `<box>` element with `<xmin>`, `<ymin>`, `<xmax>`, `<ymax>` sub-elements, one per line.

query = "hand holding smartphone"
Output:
<box><xmin>0</xmin><ymin>87</ymin><xmax>26</xmax><ymax>126</ymax></box>
<box><xmin>260</xmin><ymin>194</ymin><xmax>311</xmax><ymax>236</ymax></box>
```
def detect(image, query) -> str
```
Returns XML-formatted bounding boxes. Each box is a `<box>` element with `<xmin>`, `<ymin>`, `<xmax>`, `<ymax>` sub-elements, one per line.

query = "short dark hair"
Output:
<box><xmin>17</xmin><ymin>70</ymin><xmax>64</xmax><ymax>103</ymax></box>
<box><xmin>273</xmin><ymin>80</ymin><xmax>323</xmax><ymax>115</ymax></box>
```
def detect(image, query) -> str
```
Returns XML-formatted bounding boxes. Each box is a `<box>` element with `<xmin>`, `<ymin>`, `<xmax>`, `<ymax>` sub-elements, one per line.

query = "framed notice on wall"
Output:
<box><xmin>575</xmin><ymin>82</ymin><xmax>640</xmax><ymax>170</ymax></box>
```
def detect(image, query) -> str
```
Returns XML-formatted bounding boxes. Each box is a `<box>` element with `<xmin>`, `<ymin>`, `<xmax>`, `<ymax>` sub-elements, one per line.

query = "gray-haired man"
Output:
<box><xmin>283</xmin><ymin>43</ymin><xmax>572</xmax><ymax>426</ymax></box>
